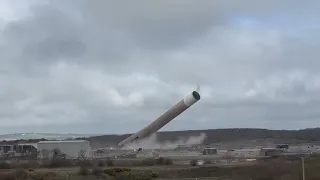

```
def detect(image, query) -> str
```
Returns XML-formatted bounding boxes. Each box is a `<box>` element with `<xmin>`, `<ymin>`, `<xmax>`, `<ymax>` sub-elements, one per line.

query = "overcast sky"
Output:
<box><xmin>0</xmin><ymin>0</ymin><xmax>320</xmax><ymax>134</ymax></box>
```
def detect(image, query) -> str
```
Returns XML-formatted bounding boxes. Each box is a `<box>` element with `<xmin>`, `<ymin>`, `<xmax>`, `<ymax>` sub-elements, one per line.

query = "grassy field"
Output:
<box><xmin>0</xmin><ymin>155</ymin><xmax>320</xmax><ymax>180</ymax></box>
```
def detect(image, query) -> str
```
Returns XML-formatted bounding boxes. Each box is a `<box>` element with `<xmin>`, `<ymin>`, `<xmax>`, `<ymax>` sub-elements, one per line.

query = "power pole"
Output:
<box><xmin>301</xmin><ymin>157</ymin><xmax>305</xmax><ymax>180</ymax></box>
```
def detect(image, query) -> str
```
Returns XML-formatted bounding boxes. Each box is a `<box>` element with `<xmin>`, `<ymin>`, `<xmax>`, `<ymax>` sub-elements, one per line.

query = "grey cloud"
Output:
<box><xmin>79</xmin><ymin>0</ymin><xmax>221</xmax><ymax>50</ymax></box>
<box><xmin>3</xmin><ymin>5</ymin><xmax>85</xmax><ymax>64</ymax></box>
<box><xmin>0</xmin><ymin>0</ymin><xmax>320</xmax><ymax>134</ymax></box>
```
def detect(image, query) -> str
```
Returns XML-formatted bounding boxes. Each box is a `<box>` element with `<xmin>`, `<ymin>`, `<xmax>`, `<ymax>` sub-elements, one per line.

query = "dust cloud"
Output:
<box><xmin>122</xmin><ymin>133</ymin><xmax>207</xmax><ymax>149</ymax></box>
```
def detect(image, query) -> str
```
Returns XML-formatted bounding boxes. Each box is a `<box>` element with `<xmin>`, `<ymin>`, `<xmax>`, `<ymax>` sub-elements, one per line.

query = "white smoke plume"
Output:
<box><xmin>122</xmin><ymin>133</ymin><xmax>207</xmax><ymax>149</ymax></box>
<box><xmin>196</xmin><ymin>84</ymin><xmax>200</xmax><ymax>92</ymax></box>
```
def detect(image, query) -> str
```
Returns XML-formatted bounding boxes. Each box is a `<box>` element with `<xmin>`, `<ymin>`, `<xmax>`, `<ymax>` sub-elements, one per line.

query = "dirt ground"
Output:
<box><xmin>1</xmin><ymin>165</ymin><xmax>236</xmax><ymax>180</ymax></box>
<box><xmin>2</xmin><ymin>155</ymin><xmax>320</xmax><ymax>180</ymax></box>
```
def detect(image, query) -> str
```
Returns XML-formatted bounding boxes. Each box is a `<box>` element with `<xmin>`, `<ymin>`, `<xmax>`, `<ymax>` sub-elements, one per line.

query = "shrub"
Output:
<box><xmin>104</xmin><ymin>168</ymin><xmax>131</xmax><ymax>177</ymax></box>
<box><xmin>116</xmin><ymin>171</ymin><xmax>157</xmax><ymax>180</ymax></box>
<box><xmin>0</xmin><ymin>173</ymin><xmax>16</xmax><ymax>180</ymax></box>
<box><xmin>156</xmin><ymin>157</ymin><xmax>173</xmax><ymax>165</ymax></box>
<box><xmin>222</xmin><ymin>153</ymin><xmax>234</xmax><ymax>163</ymax></box>
<box><xmin>279</xmin><ymin>174</ymin><xmax>300</xmax><ymax>180</ymax></box>
<box><xmin>77</xmin><ymin>159</ymin><xmax>92</xmax><ymax>167</ymax></box>
<box><xmin>204</xmin><ymin>160</ymin><xmax>212</xmax><ymax>164</ymax></box>
<box><xmin>149</xmin><ymin>172</ymin><xmax>158</xmax><ymax>179</ymax></box>
<box><xmin>156</xmin><ymin>157</ymin><xmax>165</xmax><ymax>165</ymax></box>
<box><xmin>14</xmin><ymin>169</ymin><xmax>29</xmax><ymax>179</ymax></box>
<box><xmin>92</xmin><ymin>167</ymin><xmax>103</xmax><ymax>176</ymax></box>
<box><xmin>189</xmin><ymin>160</ymin><xmax>198</xmax><ymax>166</ymax></box>
<box><xmin>42</xmin><ymin>148</ymin><xmax>74</xmax><ymax>168</ymax></box>
<box><xmin>47</xmin><ymin>159</ymin><xmax>73</xmax><ymax>168</ymax></box>
<box><xmin>21</xmin><ymin>161</ymin><xmax>39</xmax><ymax>169</ymax></box>
<box><xmin>104</xmin><ymin>169</ymin><xmax>116</xmax><ymax>177</ymax></box>
<box><xmin>97</xmin><ymin>160</ymin><xmax>105</xmax><ymax>167</ymax></box>
<box><xmin>0</xmin><ymin>162</ymin><xmax>11</xmax><ymax>169</ymax></box>
<box><xmin>79</xmin><ymin>166</ymin><xmax>89</xmax><ymax>176</ymax></box>
<box><xmin>29</xmin><ymin>171</ymin><xmax>56</xmax><ymax>180</ymax></box>
<box><xmin>77</xmin><ymin>149</ymin><xmax>87</xmax><ymax>161</ymax></box>
<box><xmin>103</xmin><ymin>174</ymin><xmax>116</xmax><ymax>180</ymax></box>
<box><xmin>106</xmin><ymin>159</ymin><xmax>114</xmax><ymax>166</ymax></box>
<box><xmin>51</xmin><ymin>148</ymin><xmax>67</xmax><ymax>161</ymax></box>
<box><xmin>141</xmin><ymin>159</ymin><xmax>156</xmax><ymax>166</ymax></box>
<box><xmin>164</xmin><ymin>158</ymin><xmax>173</xmax><ymax>165</ymax></box>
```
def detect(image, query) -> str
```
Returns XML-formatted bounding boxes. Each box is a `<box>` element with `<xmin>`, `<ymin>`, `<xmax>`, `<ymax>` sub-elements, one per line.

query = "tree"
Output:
<box><xmin>78</xmin><ymin>149</ymin><xmax>87</xmax><ymax>161</ymax></box>
<box><xmin>222</xmin><ymin>152</ymin><xmax>234</xmax><ymax>163</ymax></box>
<box><xmin>52</xmin><ymin>148</ymin><xmax>65</xmax><ymax>159</ymax></box>
<box><xmin>40</xmin><ymin>149</ymin><xmax>50</xmax><ymax>159</ymax></box>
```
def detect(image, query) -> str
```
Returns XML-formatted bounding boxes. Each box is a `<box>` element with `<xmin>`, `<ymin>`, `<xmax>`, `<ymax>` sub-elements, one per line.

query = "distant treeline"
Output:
<box><xmin>2</xmin><ymin>128</ymin><xmax>320</xmax><ymax>146</ymax></box>
<box><xmin>0</xmin><ymin>138</ymin><xmax>47</xmax><ymax>145</ymax></box>
<box><xmin>0</xmin><ymin>137</ymin><xmax>77</xmax><ymax>145</ymax></box>
<box><xmin>86</xmin><ymin>128</ymin><xmax>320</xmax><ymax>147</ymax></box>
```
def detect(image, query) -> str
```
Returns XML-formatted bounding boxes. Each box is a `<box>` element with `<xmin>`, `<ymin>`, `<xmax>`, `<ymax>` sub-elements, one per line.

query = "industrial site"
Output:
<box><xmin>0</xmin><ymin>90</ymin><xmax>319</xmax><ymax>180</ymax></box>
<box><xmin>0</xmin><ymin>132</ymin><xmax>320</xmax><ymax>179</ymax></box>
<box><xmin>0</xmin><ymin>135</ymin><xmax>319</xmax><ymax>164</ymax></box>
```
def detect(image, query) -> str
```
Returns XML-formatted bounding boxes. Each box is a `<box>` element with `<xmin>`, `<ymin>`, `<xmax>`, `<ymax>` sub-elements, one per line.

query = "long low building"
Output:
<box><xmin>0</xmin><ymin>143</ymin><xmax>37</xmax><ymax>155</ymax></box>
<box><xmin>37</xmin><ymin>140</ymin><xmax>91</xmax><ymax>159</ymax></box>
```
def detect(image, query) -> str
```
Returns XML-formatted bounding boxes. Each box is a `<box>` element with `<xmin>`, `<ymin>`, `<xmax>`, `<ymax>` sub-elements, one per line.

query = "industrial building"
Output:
<box><xmin>202</xmin><ymin>148</ymin><xmax>217</xmax><ymax>155</ymax></box>
<box><xmin>37</xmin><ymin>140</ymin><xmax>91</xmax><ymax>159</ymax></box>
<box><xmin>259</xmin><ymin>148</ymin><xmax>283</xmax><ymax>157</ymax></box>
<box><xmin>0</xmin><ymin>143</ymin><xmax>37</xmax><ymax>155</ymax></box>
<box><xmin>276</xmin><ymin>144</ymin><xmax>289</xmax><ymax>150</ymax></box>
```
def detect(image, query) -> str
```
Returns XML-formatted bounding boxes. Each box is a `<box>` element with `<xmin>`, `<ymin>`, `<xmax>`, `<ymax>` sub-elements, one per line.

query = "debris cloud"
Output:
<box><xmin>122</xmin><ymin>133</ymin><xmax>207</xmax><ymax>149</ymax></box>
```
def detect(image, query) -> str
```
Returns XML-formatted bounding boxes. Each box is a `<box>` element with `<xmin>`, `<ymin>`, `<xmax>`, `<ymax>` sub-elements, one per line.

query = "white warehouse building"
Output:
<box><xmin>37</xmin><ymin>140</ymin><xmax>91</xmax><ymax>159</ymax></box>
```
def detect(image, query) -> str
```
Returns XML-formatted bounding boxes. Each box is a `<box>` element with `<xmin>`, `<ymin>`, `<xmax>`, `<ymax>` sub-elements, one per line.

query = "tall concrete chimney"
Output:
<box><xmin>118</xmin><ymin>91</ymin><xmax>201</xmax><ymax>147</ymax></box>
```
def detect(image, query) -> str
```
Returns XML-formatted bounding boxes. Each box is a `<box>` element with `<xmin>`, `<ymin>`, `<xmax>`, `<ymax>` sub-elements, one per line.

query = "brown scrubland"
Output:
<box><xmin>0</xmin><ymin>152</ymin><xmax>319</xmax><ymax>180</ymax></box>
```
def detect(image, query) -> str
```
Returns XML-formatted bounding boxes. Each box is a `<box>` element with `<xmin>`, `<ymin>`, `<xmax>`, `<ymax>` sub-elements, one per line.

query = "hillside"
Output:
<box><xmin>2</xmin><ymin>128</ymin><xmax>320</xmax><ymax>148</ymax></box>
<box><xmin>84</xmin><ymin>128</ymin><xmax>320</xmax><ymax>148</ymax></box>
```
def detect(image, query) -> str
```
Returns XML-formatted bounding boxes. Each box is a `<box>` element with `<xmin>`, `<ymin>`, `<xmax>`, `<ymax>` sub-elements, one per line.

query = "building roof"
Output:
<box><xmin>204</xmin><ymin>147</ymin><xmax>217</xmax><ymax>150</ymax></box>
<box><xmin>261</xmin><ymin>148</ymin><xmax>276</xmax><ymax>150</ymax></box>
<box><xmin>17</xmin><ymin>143</ymin><xmax>37</xmax><ymax>146</ymax></box>
<box><xmin>37</xmin><ymin>140</ymin><xmax>89</xmax><ymax>144</ymax></box>
<box><xmin>0</xmin><ymin>143</ymin><xmax>37</xmax><ymax>146</ymax></box>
